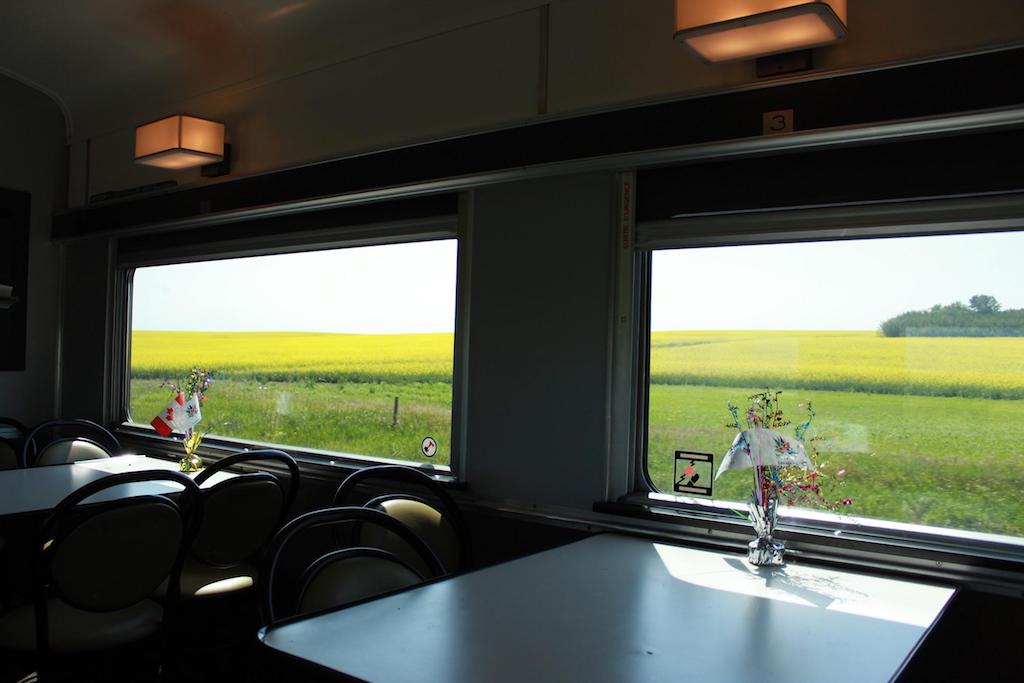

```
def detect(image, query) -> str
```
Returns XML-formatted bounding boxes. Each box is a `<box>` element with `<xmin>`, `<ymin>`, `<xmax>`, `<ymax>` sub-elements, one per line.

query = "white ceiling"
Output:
<box><xmin>0</xmin><ymin>0</ymin><xmax>554</xmax><ymax>140</ymax></box>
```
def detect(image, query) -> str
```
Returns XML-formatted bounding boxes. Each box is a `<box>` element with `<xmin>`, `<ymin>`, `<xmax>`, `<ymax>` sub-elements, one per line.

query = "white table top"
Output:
<box><xmin>261</xmin><ymin>533</ymin><xmax>954</xmax><ymax>683</ymax></box>
<box><xmin>0</xmin><ymin>454</ymin><xmax>233</xmax><ymax>517</ymax></box>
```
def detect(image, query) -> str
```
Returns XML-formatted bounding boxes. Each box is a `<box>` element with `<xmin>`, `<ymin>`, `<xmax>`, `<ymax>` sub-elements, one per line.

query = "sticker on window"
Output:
<box><xmin>673</xmin><ymin>451</ymin><xmax>713</xmax><ymax>496</ymax></box>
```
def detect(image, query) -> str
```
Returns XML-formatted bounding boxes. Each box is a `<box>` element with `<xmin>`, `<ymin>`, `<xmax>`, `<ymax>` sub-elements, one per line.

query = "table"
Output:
<box><xmin>260</xmin><ymin>533</ymin><xmax>954</xmax><ymax>683</ymax></box>
<box><xmin>0</xmin><ymin>454</ymin><xmax>233</xmax><ymax>518</ymax></box>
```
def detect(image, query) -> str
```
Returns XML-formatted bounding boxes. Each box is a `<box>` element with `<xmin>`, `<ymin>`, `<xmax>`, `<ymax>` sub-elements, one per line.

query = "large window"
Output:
<box><xmin>129</xmin><ymin>239</ymin><xmax>459</xmax><ymax>466</ymax></box>
<box><xmin>645</xmin><ymin>230</ymin><xmax>1024</xmax><ymax>539</ymax></box>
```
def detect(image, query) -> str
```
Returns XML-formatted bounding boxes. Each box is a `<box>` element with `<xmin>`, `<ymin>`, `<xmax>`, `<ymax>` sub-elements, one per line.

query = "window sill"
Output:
<box><xmin>114</xmin><ymin>423</ymin><xmax>460</xmax><ymax>487</ymax></box>
<box><xmin>598</xmin><ymin>493</ymin><xmax>1024</xmax><ymax>593</ymax></box>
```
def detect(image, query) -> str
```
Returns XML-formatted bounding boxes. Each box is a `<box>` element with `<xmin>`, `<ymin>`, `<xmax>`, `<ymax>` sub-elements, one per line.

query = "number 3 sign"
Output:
<box><xmin>762</xmin><ymin>109</ymin><xmax>794</xmax><ymax>135</ymax></box>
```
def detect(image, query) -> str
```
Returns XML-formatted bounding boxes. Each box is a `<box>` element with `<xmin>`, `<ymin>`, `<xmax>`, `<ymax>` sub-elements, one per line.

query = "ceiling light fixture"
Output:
<box><xmin>674</xmin><ymin>0</ymin><xmax>848</xmax><ymax>63</ymax></box>
<box><xmin>134</xmin><ymin>114</ymin><xmax>226</xmax><ymax>170</ymax></box>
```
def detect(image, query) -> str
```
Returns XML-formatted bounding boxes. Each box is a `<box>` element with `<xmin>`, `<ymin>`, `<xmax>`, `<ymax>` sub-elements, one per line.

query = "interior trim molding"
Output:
<box><xmin>0</xmin><ymin>66</ymin><xmax>73</xmax><ymax>141</ymax></box>
<box><xmin>53</xmin><ymin>45</ymin><xmax>1024</xmax><ymax>240</ymax></box>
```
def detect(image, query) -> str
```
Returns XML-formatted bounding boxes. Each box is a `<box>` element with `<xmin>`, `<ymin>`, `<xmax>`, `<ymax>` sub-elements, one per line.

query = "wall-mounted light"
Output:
<box><xmin>134</xmin><ymin>114</ymin><xmax>225</xmax><ymax>170</ymax></box>
<box><xmin>674</xmin><ymin>1</ymin><xmax>848</xmax><ymax>63</ymax></box>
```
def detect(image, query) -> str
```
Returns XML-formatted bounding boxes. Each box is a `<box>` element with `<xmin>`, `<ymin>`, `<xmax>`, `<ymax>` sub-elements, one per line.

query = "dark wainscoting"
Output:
<box><xmin>0</xmin><ymin>188</ymin><xmax>30</xmax><ymax>370</ymax></box>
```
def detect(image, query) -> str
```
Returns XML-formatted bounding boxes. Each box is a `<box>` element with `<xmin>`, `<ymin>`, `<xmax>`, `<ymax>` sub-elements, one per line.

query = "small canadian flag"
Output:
<box><xmin>151</xmin><ymin>392</ymin><xmax>202</xmax><ymax>437</ymax></box>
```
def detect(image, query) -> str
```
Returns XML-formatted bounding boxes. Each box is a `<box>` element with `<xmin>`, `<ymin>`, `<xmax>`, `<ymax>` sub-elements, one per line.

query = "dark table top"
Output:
<box><xmin>260</xmin><ymin>532</ymin><xmax>954</xmax><ymax>682</ymax></box>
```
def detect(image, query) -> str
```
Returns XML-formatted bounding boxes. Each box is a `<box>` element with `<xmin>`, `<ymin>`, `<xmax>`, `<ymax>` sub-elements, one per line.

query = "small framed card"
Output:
<box><xmin>673</xmin><ymin>451</ymin><xmax>713</xmax><ymax>496</ymax></box>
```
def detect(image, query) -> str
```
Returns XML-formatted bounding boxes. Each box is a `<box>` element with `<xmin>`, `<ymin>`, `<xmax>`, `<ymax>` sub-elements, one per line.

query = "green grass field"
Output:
<box><xmin>648</xmin><ymin>384</ymin><xmax>1024</xmax><ymax>535</ymax></box>
<box><xmin>130</xmin><ymin>330</ymin><xmax>1024</xmax><ymax>536</ymax></box>
<box><xmin>130</xmin><ymin>331</ymin><xmax>454</xmax><ymax>465</ymax></box>
<box><xmin>131</xmin><ymin>378</ymin><xmax>453</xmax><ymax>464</ymax></box>
<box><xmin>648</xmin><ymin>331</ymin><xmax>1024</xmax><ymax>536</ymax></box>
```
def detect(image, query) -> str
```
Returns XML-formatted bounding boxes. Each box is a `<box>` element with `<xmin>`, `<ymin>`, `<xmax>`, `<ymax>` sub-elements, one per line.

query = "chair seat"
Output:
<box><xmin>156</xmin><ymin>557</ymin><xmax>256</xmax><ymax>599</ymax></box>
<box><xmin>0</xmin><ymin>598</ymin><xmax>162</xmax><ymax>653</ymax></box>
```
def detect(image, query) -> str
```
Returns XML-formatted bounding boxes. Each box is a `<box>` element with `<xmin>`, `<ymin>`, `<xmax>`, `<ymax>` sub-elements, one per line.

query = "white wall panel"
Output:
<box><xmin>467</xmin><ymin>173</ymin><xmax>615</xmax><ymax>510</ymax></box>
<box><xmin>548</xmin><ymin>0</ymin><xmax>1024</xmax><ymax>115</ymax></box>
<box><xmin>0</xmin><ymin>77</ymin><xmax>67</xmax><ymax>424</ymax></box>
<box><xmin>72</xmin><ymin>1</ymin><xmax>1024</xmax><ymax>205</ymax></box>
<box><xmin>78</xmin><ymin>10</ymin><xmax>541</xmax><ymax>204</ymax></box>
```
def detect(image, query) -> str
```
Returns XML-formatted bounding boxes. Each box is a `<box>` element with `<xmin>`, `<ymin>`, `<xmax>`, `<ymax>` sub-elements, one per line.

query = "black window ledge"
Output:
<box><xmin>114</xmin><ymin>424</ymin><xmax>461</xmax><ymax>488</ymax></box>
<box><xmin>597</xmin><ymin>495</ymin><xmax>1024</xmax><ymax>595</ymax></box>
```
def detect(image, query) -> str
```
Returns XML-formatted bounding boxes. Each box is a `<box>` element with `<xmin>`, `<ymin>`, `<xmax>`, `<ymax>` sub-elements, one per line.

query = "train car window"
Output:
<box><xmin>128</xmin><ymin>239</ymin><xmax>458</xmax><ymax>466</ymax></box>
<box><xmin>643</xmin><ymin>230</ymin><xmax>1024</xmax><ymax>540</ymax></box>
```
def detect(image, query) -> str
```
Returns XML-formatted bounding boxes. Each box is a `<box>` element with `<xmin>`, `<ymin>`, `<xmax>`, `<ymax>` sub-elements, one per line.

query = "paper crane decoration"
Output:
<box><xmin>716</xmin><ymin>428</ymin><xmax>814</xmax><ymax>477</ymax></box>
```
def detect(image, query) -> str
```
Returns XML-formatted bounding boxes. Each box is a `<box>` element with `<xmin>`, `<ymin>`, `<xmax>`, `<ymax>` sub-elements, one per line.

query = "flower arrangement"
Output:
<box><xmin>165</xmin><ymin>367</ymin><xmax>216</xmax><ymax>405</ymax></box>
<box><xmin>725</xmin><ymin>389</ymin><xmax>852</xmax><ymax>513</ymax></box>
<box><xmin>719</xmin><ymin>389</ymin><xmax>851</xmax><ymax>566</ymax></box>
<box><xmin>151</xmin><ymin>367</ymin><xmax>216</xmax><ymax>472</ymax></box>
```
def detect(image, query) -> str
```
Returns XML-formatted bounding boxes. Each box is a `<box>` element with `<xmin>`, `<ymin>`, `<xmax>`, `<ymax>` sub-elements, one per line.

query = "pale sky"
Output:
<box><xmin>132</xmin><ymin>239</ymin><xmax>458</xmax><ymax>333</ymax></box>
<box><xmin>132</xmin><ymin>232</ymin><xmax>1022</xmax><ymax>334</ymax></box>
<box><xmin>651</xmin><ymin>232</ymin><xmax>1024</xmax><ymax>331</ymax></box>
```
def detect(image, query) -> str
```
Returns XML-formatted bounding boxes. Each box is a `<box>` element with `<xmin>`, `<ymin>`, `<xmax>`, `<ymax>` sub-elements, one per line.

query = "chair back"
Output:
<box><xmin>51</xmin><ymin>498</ymin><xmax>183</xmax><ymax>610</ymax></box>
<box><xmin>360</xmin><ymin>494</ymin><xmax>461</xmax><ymax>577</ymax></box>
<box><xmin>35</xmin><ymin>438</ymin><xmax>111</xmax><ymax>466</ymax></box>
<box><xmin>0</xmin><ymin>417</ymin><xmax>27</xmax><ymax>470</ymax></box>
<box><xmin>296</xmin><ymin>547</ymin><xmax>423</xmax><ymax>616</ymax></box>
<box><xmin>23</xmin><ymin>419</ymin><xmax>121</xmax><ymax>467</ymax></box>
<box><xmin>334</xmin><ymin>465</ymin><xmax>469</xmax><ymax>574</ymax></box>
<box><xmin>34</xmin><ymin>470</ymin><xmax>202</xmax><ymax>655</ymax></box>
<box><xmin>190</xmin><ymin>450</ymin><xmax>299</xmax><ymax>567</ymax></box>
<box><xmin>0</xmin><ymin>442</ymin><xmax>17</xmax><ymax>470</ymax></box>
<box><xmin>258</xmin><ymin>506</ymin><xmax>443</xmax><ymax>626</ymax></box>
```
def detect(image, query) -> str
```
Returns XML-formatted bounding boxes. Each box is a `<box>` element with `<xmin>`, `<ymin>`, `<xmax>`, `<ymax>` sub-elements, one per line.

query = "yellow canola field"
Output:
<box><xmin>131</xmin><ymin>331</ymin><xmax>455</xmax><ymax>382</ymax></box>
<box><xmin>650</xmin><ymin>330</ymin><xmax>1024</xmax><ymax>399</ymax></box>
<box><xmin>133</xmin><ymin>330</ymin><xmax>1024</xmax><ymax>398</ymax></box>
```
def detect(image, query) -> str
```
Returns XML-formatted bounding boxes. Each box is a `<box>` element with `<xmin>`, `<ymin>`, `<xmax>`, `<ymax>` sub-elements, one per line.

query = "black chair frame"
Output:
<box><xmin>333</xmin><ymin>465</ymin><xmax>470</xmax><ymax>570</ymax></box>
<box><xmin>32</xmin><ymin>470</ymin><xmax>203</xmax><ymax>660</ymax></box>
<box><xmin>0</xmin><ymin>417</ymin><xmax>27</xmax><ymax>441</ymax></box>
<box><xmin>190</xmin><ymin>449</ymin><xmax>299</xmax><ymax>568</ymax></box>
<box><xmin>258</xmin><ymin>506</ymin><xmax>444</xmax><ymax>627</ymax></box>
<box><xmin>0</xmin><ymin>416</ymin><xmax>27</xmax><ymax>470</ymax></box>
<box><xmin>22</xmin><ymin>418</ymin><xmax>121</xmax><ymax>468</ymax></box>
<box><xmin>193</xmin><ymin>449</ymin><xmax>300</xmax><ymax>516</ymax></box>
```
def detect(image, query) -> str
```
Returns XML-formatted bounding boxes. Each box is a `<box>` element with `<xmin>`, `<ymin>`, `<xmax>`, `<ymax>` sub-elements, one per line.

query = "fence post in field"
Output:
<box><xmin>392</xmin><ymin>396</ymin><xmax>399</xmax><ymax>427</ymax></box>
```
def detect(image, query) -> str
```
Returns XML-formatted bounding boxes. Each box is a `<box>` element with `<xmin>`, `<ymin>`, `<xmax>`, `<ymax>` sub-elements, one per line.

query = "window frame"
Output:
<box><xmin>628</xmin><ymin>196</ymin><xmax>1024</xmax><ymax>565</ymax></box>
<box><xmin>109</xmin><ymin>194</ymin><xmax>472</xmax><ymax>479</ymax></box>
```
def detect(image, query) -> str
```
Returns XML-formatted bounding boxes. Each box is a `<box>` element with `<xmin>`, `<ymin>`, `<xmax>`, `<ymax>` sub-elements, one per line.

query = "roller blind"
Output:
<box><xmin>116</xmin><ymin>194</ymin><xmax>458</xmax><ymax>267</ymax></box>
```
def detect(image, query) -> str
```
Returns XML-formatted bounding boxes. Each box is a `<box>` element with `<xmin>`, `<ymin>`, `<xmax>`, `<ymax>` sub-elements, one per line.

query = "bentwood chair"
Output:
<box><xmin>0</xmin><ymin>417</ymin><xmax>28</xmax><ymax>608</ymax></box>
<box><xmin>258</xmin><ymin>506</ymin><xmax>444</xmax><ymax>626</ymax></box>
<box><xmin>333</xmin><ymin>465</ymin><xmax>470</xmax><ymax>576</ymax></box>
<box><xmin>173</xmin><ymin>449</ymin><xmax>299</xmax><ymax>599</ymax></box>
<box><xmin>0</xmin><ymin>417</ymin><xmax>27</xmax><ymax>470</ymax></box>
<box><xmin>0</xmin><ymin>470</ymin><xmax>202</xmax><ymax>681</ymax></box>
<box><xmin>22</xmin><ymin>419</ymin><xmax>121</xmax><ymax>467</ymax></box>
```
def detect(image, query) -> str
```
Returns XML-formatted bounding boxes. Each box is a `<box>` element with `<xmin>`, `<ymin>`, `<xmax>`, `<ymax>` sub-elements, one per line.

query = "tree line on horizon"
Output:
<box><xmin>880</xmin><ymin>295</ymin><xmax>1024</xmax><ymax>337</ymax></box>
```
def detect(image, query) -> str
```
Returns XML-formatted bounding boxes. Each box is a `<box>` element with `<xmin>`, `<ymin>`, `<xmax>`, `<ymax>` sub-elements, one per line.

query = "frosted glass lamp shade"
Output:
<box><xmin>675</xmin><ymin>0</ymin><xmax>848</xmax><ymax>63</ymax></box>
<box><xmin>135</xmin><ymin>115</ymin><xmax>225</xmax><ymax>169</ymax></box>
